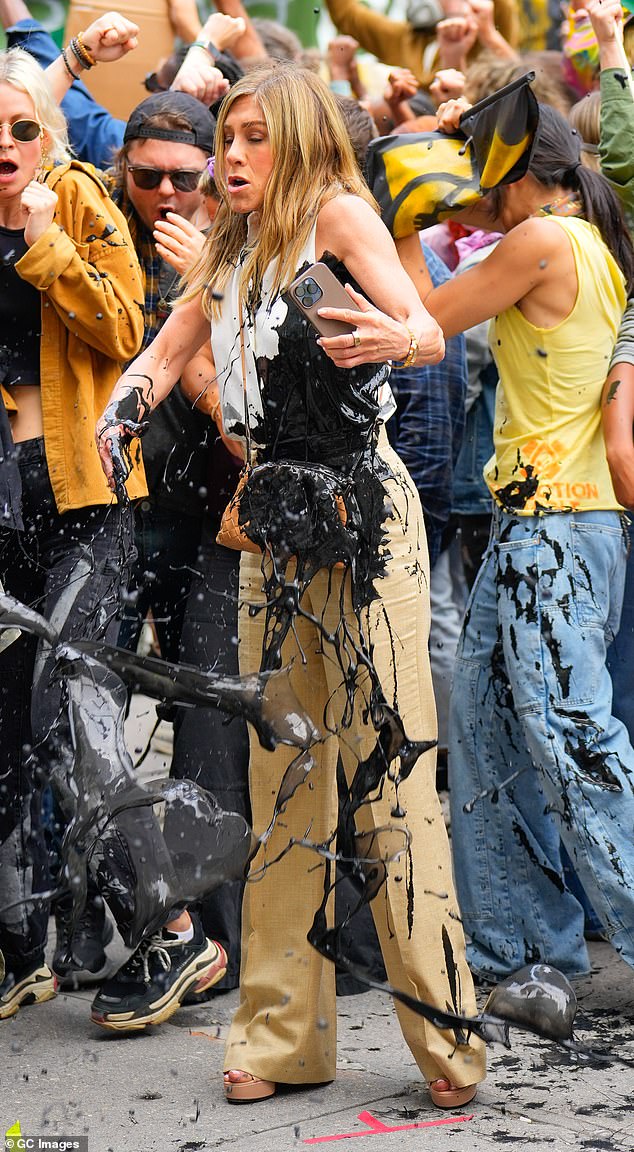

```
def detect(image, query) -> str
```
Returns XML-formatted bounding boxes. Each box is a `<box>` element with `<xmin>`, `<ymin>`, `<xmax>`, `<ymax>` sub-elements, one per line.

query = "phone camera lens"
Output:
<box><xmin>293</xmin><ymin>275</ymin><xmax>322</xmax><ymax>309</ymax></box>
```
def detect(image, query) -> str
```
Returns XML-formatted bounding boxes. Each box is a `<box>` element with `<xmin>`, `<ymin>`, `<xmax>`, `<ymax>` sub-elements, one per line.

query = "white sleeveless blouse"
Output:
<box><xmin>211</xmin><ymin>216</ymin><xmax>395</xmax><ymax>450</ymax></box>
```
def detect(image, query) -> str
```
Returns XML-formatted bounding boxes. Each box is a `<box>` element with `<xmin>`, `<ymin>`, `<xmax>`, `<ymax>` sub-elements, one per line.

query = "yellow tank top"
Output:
<box><xmin>485</xmin><ymin>216</ymin><xmax>626</xmax><ymax>514</ymax></box>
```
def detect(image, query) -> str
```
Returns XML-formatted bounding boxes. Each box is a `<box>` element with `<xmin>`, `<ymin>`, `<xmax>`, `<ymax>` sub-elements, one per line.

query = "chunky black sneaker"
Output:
<box><xmin>52</xmin><ymin>895</ymin><xmax>115</xmax><ymax>988</ymax></box>
<box><xmin>90</xmin><ymin>915</ymin><xmax>227</xmax><ymax>1032</ymax></box>
<box><xmin>0</xmin><ymin>963</ymin><xmax>57</xmax><ymax>1019</ymax></box>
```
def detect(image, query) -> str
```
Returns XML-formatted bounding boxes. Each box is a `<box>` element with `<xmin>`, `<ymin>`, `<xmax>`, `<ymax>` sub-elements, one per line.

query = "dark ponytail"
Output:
<box><xmin>529</xmin><ymin>103</ymin><xmax>634</xmax><ymax>293</ymax></box>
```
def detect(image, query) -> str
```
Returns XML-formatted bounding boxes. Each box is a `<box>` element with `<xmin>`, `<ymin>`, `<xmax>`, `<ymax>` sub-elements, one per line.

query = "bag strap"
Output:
<box><xmin>239</xmin><ymin>318</ymin><xmax>253</xmax><ymax>463</ymax></box>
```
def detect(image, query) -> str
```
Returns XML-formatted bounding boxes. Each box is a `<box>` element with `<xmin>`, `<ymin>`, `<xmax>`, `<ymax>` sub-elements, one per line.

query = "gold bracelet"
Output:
<box><xmin>77</xmin><ymin>32</ymin><xmax>97</xmax><ymax>66</ymax></box>
<box><xmin>394</xmin><ymin>328</ymin><xmax>418</xmax><ymax>369</ymax></box>
<box><xmin>74</xmin><ymin>32</ymin><xmax>97</xmax><ymax>68</ymax></box>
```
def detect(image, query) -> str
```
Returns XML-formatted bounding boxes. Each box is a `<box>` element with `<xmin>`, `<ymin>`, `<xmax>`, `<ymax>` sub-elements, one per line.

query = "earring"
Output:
<box><xmin>37</xmin><ymin>146</ymin><xmax>51</xmax><ymax>181</ymax></box>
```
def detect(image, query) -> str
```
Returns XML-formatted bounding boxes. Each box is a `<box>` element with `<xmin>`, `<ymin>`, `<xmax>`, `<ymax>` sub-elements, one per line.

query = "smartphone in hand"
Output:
<box><xmin>287</xmin><ymin>262</ymin><xmax>362</xmax><ymax>337</ymax></box>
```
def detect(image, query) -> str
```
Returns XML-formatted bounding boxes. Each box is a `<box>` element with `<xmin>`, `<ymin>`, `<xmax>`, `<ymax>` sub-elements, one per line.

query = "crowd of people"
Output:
<box><xmin>0</xmin><ymin>0</ymin><xmax>633</xmax><ymax>1112</ymax></box>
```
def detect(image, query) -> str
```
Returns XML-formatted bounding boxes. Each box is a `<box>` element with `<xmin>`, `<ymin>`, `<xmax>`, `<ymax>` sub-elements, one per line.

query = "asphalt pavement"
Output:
<box><xmin>2</xmin><ymin>697</ymin><xmax>633</xmax><ymax>1152</ymax></box>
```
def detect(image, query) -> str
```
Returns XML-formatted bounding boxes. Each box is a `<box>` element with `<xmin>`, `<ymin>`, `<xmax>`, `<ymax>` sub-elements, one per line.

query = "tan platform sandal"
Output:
<box><xmin>429</xmin><ymin>1079</ymin><xmax>477</xmax><ymax>1109</ymax></box>
<box><xmin>224</xmin><ymin>1070</ymin><xmax>277</xmax><ymax>1103</ymax></box>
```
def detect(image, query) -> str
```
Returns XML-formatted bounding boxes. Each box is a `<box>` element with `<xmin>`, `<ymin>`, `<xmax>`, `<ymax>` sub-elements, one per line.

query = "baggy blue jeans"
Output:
<box><xmin>607</xmin><ymin>516</ymin><xmax>634</xmax><ymax>743</ymax></box>
<box><xmin>449</xmin><ymin>507</ymin><xmax>634</xmax><ymax>979</ymax></box>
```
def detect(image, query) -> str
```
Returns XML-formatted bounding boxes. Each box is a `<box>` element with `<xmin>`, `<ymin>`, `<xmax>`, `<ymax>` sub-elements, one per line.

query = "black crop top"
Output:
<box><xmin>0</xmin><ymin>225</ymin><xmax>41</xmax><ymax>387</ymax></box>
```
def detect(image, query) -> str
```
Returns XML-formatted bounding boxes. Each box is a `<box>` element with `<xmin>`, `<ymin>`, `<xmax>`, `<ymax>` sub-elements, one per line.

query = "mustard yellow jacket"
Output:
<box><xmin>3</xmin><ymin>160</ymin><xmax>147</xmax><ymax>513</ymax></box>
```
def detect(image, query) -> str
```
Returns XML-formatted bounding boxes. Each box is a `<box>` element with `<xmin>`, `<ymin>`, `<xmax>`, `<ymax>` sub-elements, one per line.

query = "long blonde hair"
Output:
<box><xmin>0</xmin><ymin>47</ymin><xmax>70</xmax><ymax>164</ymax></box>
<box><xmin>568</xmin><ymin>91</ymin><xmax>601</xmax><ymax>174</ymax></box>
<box><xmin>181</xmin><ymin>63</ymin><xmax>378</xmax><ymax>318</ymax></box>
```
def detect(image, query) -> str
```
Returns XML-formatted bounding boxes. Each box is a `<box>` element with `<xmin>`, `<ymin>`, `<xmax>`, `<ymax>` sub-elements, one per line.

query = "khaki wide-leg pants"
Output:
<box><xmin>225</xmin><ymin>436</ymin><xmax>486</xmax><ymax>1089</ymax></box>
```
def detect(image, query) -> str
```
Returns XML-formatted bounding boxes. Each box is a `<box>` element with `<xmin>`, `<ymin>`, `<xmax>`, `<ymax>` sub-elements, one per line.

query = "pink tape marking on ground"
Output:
<box><xmin>303</xmin><ymin>1109</ymin><xmax>474</xmax><ymax>1143</ymax></box>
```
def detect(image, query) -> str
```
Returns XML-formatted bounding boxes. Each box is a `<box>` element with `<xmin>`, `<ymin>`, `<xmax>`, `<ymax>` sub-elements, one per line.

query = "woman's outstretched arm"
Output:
<box><xmin>96</xmin><ymin>294</ymin><xmax>208</xmax><ymax>488</ymax></box>
<box><xmin>317</xmin><ymin>195</ymin><xmax>568</xmax><ymax>363</ymax></box>
<box><xmin>397</xmin><ymin>217</ymin><xmax>573</xmax><ymax>337</ymax></box>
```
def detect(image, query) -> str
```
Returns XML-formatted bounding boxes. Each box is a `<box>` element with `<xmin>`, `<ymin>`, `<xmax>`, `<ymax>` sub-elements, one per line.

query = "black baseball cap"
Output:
<box><xmin>124</xmin><ymin>92</ymin><xmax>216</xmax><ymax>153</ymax></box>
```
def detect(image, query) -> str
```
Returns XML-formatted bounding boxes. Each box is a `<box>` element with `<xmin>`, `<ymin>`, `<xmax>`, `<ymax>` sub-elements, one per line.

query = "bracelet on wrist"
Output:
<box><xmin>189</xmin><ymin>37</ymin><xmax>223</xmax><ymax>61</ymax></box>
<box><xmin>69</xmin><ymin>39</ymin><xmax>84</xmax><ymax>70</ymax></box>
<box><xmin>76</xmin><ymin>32</ymin><xmax>97</xmax><ymax>66</ymax></box>
<box><xmin>61</xmin><ymin>46</ymin><xmax>81</xmax><ymax>81</ymax></box>
<box><xmin>393</xmin><ymin>328</ymin><xmax>419</xmax><ymax>369</ymax></box>
<box><xmin>69</xmin><ymin>35</ymin><xmax>95</xmax><ymax>71</ymax></box>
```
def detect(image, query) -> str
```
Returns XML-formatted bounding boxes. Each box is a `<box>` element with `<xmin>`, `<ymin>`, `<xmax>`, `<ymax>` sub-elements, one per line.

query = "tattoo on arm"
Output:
<box><xmin>605</xmin><ymin>378</ymin><xmax>621</xmax><ymax>405</ymax></box>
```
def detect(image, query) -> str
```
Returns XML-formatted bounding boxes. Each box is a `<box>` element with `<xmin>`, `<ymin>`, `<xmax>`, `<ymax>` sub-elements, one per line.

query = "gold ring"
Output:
<box><xmin>353</xmin><ymin>331</ymin><xmax>361</xmax><ymax>347</ymax></box>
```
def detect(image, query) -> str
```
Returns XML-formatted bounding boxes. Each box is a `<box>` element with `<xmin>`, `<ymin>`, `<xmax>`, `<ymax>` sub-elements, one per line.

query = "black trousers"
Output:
<box><xmin>171</xmin><ymin>529</ymin><xmax>250</xmax><ymax>989</ymax></box>
<box><xmin>0</xmin><ymin>438</ymin><xmax>123</xmax><ymax>974</ymax></box>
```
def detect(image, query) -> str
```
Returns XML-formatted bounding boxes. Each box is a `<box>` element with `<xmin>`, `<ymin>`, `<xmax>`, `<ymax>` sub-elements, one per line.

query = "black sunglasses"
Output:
<box><xmin>0</xmin><ymin>118</ymin><xmax>42</xmax><ymax>143</ymax></box>
<box><xmin>127</xmin><ymin>166</ymin><xmax>203</xmax><ymax>192</ymax></box>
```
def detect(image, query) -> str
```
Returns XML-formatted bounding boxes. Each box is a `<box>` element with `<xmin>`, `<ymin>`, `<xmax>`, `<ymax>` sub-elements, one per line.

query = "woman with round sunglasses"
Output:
<box><xmin>0</xmin><ymin>73</ymin><xmax>234</xmax><ymax>1027</ymax></box>
<box><xmin>96</xmin><ymin>62</ymin><xmax>485</xmax><ymax>1108</ymax></box>
<box><xmin>0</xmin><ymin>45</ymin><xmax>146</xmax><ymax>1019</ymax></box>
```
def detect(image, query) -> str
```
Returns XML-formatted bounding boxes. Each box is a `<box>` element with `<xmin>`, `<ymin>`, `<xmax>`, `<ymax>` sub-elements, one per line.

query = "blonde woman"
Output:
<box><xmin>96</xmin><ymin>63</ymin><xmax>486</xmax><ymax>1107</ymax></box>
<box><xmin>0</xmin><ymin>46</ymin><xmax>144</xmax><ymax>1018</ymax></box>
